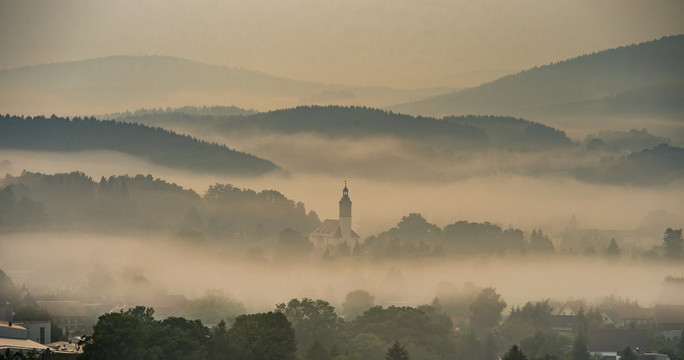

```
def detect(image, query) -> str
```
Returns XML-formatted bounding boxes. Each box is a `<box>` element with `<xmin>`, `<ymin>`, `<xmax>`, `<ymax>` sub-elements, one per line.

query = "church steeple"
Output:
<box><xmin>339</xmin><ymin>181</ymin><xmax>352</xmax><ymax>242</ymax></box>
<box><xmin>339</xmin><ymin>181</ymin><xmax>351</xmax><ymax>218</ymax></box>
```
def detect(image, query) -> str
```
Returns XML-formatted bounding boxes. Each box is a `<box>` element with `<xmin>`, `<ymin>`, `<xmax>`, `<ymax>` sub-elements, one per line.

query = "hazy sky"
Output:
<box><xmin>1</xmin><ymin>0</ymin><xmax>683</xmax><ymax>88</ymax></box>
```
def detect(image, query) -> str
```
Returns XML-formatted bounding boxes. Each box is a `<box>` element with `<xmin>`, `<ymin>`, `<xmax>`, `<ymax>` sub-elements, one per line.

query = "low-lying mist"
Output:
<box><xmin>1</xmin><ymin>233</ymin><xmax>682</xmax><ymax>315</ymax></box>
<box><xmin>1</xmin><ymin>148</ymin><xmax>682</xmax><ymax>236</ymax></box>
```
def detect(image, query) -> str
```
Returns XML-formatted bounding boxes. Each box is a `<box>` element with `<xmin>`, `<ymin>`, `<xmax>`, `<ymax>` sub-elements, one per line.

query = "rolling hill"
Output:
<box><xmin>110</xmin><ymin>105</ymin><xmax>573</xmax><ymax>152</ymax></box>
<box><xmin>390</xmin><ymin>35</ymin><xmax>684</xmax><ymax>121</ymax></box>
<box><xmin>0</xmin><ymin>114</ymin><xmax>283</xmax><ymax>176</ymax></box>
<box><xmin>0</xmin><ymin>56</ymin><xmax>451</xmax><ymax>115</ymax></box>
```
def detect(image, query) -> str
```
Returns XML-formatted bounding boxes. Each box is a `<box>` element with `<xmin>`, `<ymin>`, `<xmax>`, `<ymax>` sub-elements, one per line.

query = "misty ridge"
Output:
<box><xmin>4</xmin><ymin>106</ymin><xmax>682</xmax><ymax>185</ymax></box>
<box><xmin>0</xmin><ymin>55</ymin><xmax>452</xmax><ymax>116</ymax></box>
<box><xmin>391</xmin><ymin>35</ymin><xmax>684</xmax><ymax>119</ymax></box>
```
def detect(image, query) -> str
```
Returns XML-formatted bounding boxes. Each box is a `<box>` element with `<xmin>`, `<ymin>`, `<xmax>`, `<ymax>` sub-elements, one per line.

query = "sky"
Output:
<box><xmin>1</xmin><ymin>0</ymin><xmax>683</xmax><ymax>88</ymax></box>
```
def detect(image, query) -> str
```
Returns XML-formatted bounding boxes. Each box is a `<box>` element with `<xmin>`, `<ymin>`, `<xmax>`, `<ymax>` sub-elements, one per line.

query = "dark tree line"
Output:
<box><xmin>0</xmin><ymin>171</ymin><xmax>319</xmax><ymax>241</ymax></box>
<box><xmin>79</xmin><ymin>306</ymin><xmax>296</xmax><ymax>360</ymax></box>
<box><xmin>0</xmin><ymin>114</ymin><xmax>281</xmax><ymax>176</ymax></box>
<box><xmin>356</xmin><ymin>212</ymin><xmax>553</xmax><ymax>258</ymax></box>
<box><xmin>575</xmin><ymin>143</ymin><xmax>684</xmax><ymax>186</ymax></box>
<box><xmin>109</xmin><ymin>105</ymin><xmax>572</xmax><ymax>152</ymax></box>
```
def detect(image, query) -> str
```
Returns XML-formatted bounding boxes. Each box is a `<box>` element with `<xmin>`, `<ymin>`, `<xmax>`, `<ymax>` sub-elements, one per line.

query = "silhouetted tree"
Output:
<box><xmin>228</xmin><ymin>312</ymin><xmax>297</xmax><ymax>360</ymax></box>
<box><xmin>502</xmin><ymin>345</ymin><xmax>528</xmax><ymax>360</ymax></box>
<box><xmin>470</xmin><ymin>287</ymin><xmax>507</xmax><ymax>333</ymax></box>
<box><xmin>664</xmin><ymin>228</ymin><xmax>683</xmax><ymax>259</ymax></box>
<box><xmin>529</xmin><ymin>229</ymin><xmax>554</xmax><ymax>253</ymax></box>
<box><xmin>342</xmin><ymin>290</ymin><xmax>375</xmax><ymax>320</ymax></box>
<box><xmin>385</xmin><ymin>340</ymin><xmax>410</xmax><ymax>360</ymax></box>
<box><xmin>605</xmin><ymin>238</ymin><xmax>621</xmax><ymax>256</ymax></box>
<box><xmin>276</xmin><ymin>298</ymin><xmax>345</xmax><ymax>353</ymax></box>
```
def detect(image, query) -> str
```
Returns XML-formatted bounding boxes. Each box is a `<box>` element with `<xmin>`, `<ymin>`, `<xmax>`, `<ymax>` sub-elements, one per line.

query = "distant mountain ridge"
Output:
<box><xmin>0</xmin><ymin>55</ymin><xmax>451</xmax><ymax>115</ymax></box>
<box><xmin>391</xmin><ymin>35</ymin><xmax>684</xmax><ymax>119</ymax></box>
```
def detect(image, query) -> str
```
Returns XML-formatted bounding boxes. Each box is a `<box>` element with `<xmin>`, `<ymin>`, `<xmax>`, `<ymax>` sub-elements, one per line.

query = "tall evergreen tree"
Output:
<box><xmin>385</xmin><ymin>340</ymin><xmax>410</xmax><ymax>360</ymax></box>
<box><xmin>502</xmin><ymin>345</ymin><xmax>528</xmax><ymax>360</ymax></box>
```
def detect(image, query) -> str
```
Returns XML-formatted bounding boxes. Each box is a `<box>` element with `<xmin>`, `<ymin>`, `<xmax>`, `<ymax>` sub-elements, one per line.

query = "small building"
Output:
<box><xmin>613</xmin><ymin>304</ymin><xmax>652</xmax><ymax>327</ymax></box>
<box><xmin>310</xmin><ymin>183</ymin><xmax>360</xmax><ymax>251</ymax></box>
<box><xmin>0</xmin><ymin>320</ymin><xmax>49</xmax><ymax>358</ymax></box>
<box><xmin>14</xmin><ymin>321</ymin><xmax>51</xmax><ymax>345</ymax></box>
<box><xmin>600</xmin><ymin>308</ymin><xmax>624</xmax><ymax>327</ymax></box>
<box><xmin>556</xmin><ymin>300</ymin><xmax>585</xmax><ymax>316</ymax></box>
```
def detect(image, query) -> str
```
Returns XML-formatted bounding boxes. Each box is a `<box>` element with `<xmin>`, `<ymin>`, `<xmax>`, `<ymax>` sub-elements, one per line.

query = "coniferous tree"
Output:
<box><xmin>502</xmin><ymin>345</ymin><xmax>528</xmax><ymax>360</ymax></box>
<box><xmin>605</xmin><ymin>238</ymin><xmax>620</xmax><ymax>256</ymax></box>
<box><xmin>385</xmin><ymin>340</ymin><xmax>410</xmax><ymax>360</ymax></box>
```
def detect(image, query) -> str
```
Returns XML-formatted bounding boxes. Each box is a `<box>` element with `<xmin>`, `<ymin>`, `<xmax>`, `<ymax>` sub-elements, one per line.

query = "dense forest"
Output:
<box><xmin>0</xmin><ymin>114</ymin><xmax>282</xmax><ymax>176</ymax></box>
<box><xmin>111</xmin><ymin>105</ymin><xmax>573</xmax><ymax>151</ymax></box>
<box><xmin>0</xmin><ymin>171</ymin><xmax>319</xmax><ymax>243</ymax></box>
<box><xmin>576</xmin><ymin>143</ymin><xmax>684</xmax><ymax>186</ymax></box>
<box><xmin>25</xmin><ymin>295</ymin><xmax>684</xmax><ymax>360</ymax></box>
<box><xmin>392</xmin><ymin>35</ymin><xmax>684</xmax><ymax>119</ymax></box>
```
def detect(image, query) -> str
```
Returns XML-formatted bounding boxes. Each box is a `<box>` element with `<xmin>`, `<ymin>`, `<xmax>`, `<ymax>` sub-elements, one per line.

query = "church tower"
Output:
<box><xmin>339</xmin><ymin>182</ymin><xmax>352</xmax><ymax>242</ymax></box>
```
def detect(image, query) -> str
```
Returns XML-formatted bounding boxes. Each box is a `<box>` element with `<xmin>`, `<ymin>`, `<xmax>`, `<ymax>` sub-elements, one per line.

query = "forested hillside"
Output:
<box><xmin>392</xmin><ymin>35</ymin><xmax>684</xmax><ymax>119</ymax></box>
<box><xmin>0</xmin><ymin>171</ymin><xmax>319</xmax><ymax>240</ymax></box>
<box><xmin>112</xmin><ymin>105</ymin><xmax>573</xmax><ymax>151</ymax></box>
<box><xmin>0</xmin><ymin>114</ymin><xmax>282</xmax><ymax>176</ymax></box>
<box><xmin>576</xmin><ymin>143</ymin><xmax>684</xmax><ymax>186</ymax></box>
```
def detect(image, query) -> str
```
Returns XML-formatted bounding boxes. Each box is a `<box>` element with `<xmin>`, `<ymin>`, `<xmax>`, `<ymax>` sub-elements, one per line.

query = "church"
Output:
<box><xmin>309</xmin><ymin>182</ymin><xmax>360</xmax><ymax>251</ymax></box>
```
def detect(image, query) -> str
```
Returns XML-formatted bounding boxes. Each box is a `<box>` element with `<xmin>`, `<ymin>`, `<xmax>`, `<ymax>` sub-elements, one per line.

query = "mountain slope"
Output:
<box><xmin>391</xmin><ymin>35</ymin><xmax>684</xmax><ymax>119</ymax></box>
<box><xmin>0</xmin><ymin>115</ymin><xmax>283</xmax><ymax>176</ymax></box>
<box><xmin>0</xmin><ymin>56</ymin><xmax>450</xmax><ymax>115</ymax></box>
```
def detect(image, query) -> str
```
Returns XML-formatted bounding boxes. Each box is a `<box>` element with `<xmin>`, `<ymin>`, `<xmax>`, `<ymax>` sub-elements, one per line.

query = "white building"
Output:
<box><xmin>310</xmin><ymin>183</ymin><xmax>360</xmax><ymax>251</ymax></box>
<box><xmin>0</xmin><ymin>320</ymin><xmax>49</xmax><ymax>357</ymax></box>
<box><xmin>14</xmin><ymin>321</ymin><xmax>51</xmax><ymax>345</ymax></box>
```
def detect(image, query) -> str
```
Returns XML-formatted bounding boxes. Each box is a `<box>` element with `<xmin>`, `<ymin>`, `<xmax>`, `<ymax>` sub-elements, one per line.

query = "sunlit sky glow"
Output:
<box><xmin>1</xmin><ymin>0</ymin><xmax>683</xmax><ymax>88</ymax></box>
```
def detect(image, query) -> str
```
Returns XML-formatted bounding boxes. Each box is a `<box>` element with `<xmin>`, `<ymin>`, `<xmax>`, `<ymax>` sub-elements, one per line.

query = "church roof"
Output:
<box><xmin>310</xmin><ymin>219</ymin><xmax>360</xmax><ymax>239</ymax></box>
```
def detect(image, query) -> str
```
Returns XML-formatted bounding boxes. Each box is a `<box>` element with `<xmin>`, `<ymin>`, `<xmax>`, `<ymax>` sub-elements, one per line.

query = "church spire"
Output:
<box><xmin>339</xmin><ymin>181</ymin><xmax>352</xmax><ymax>241</ymax></box>
<box><xmin>339</xmin><ymin>181</ymin><xmax>351</xmax><ymax>218</ymax></box>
